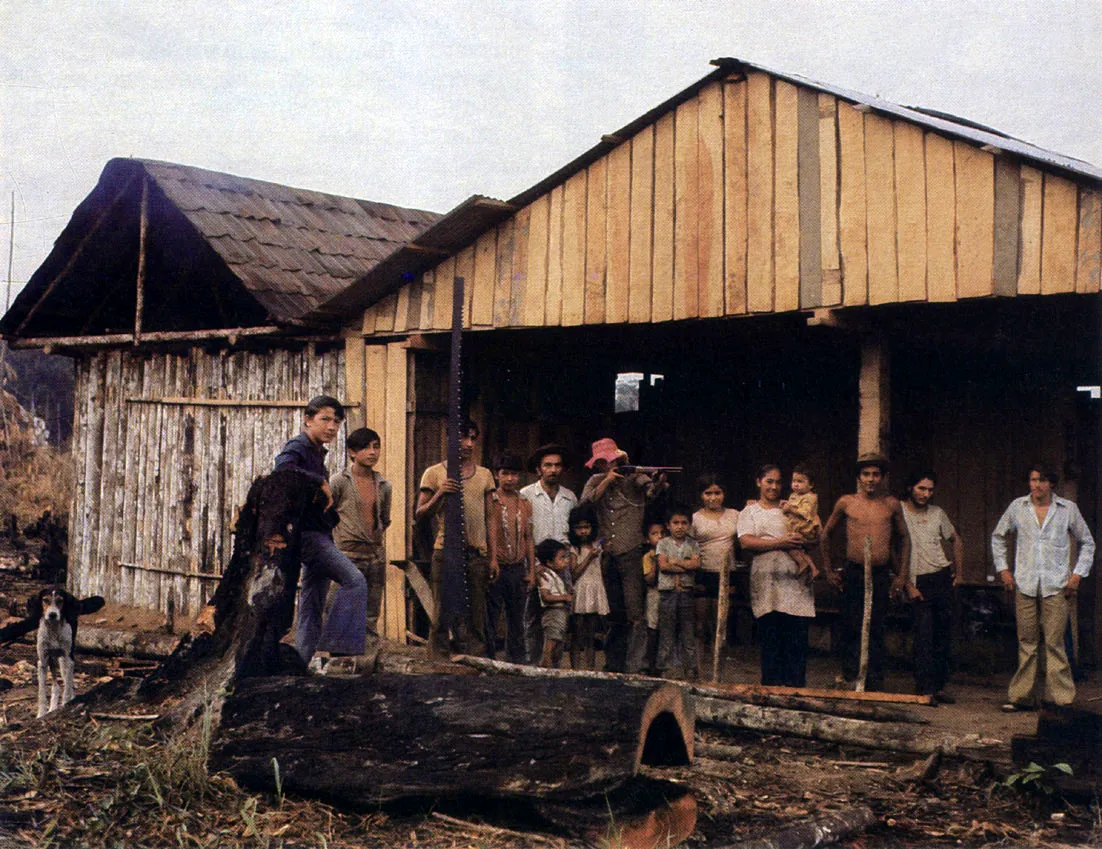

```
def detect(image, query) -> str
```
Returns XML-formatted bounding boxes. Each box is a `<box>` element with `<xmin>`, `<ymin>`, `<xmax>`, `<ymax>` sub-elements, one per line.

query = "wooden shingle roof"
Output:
<box><xmin>1</xmin><ymin>159</ymin><xmax>441</xmax><ymax>340</ymax></box>
<box><xmin>139</xmin><ymin>160</ymin><xmax>440</xmax><ymax>322</ymax></box>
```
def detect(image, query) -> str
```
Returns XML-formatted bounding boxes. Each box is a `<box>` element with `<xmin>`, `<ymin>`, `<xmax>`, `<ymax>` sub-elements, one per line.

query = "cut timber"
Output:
<box><xmin>454</xmin><ymin>656</ymin><xmax>929</xmax><ymax>718</ymax></box>
<box><xmin>695</xmin><ymin>696</ymin><xmax>994</xmax><ymax>755</ymax></box>
<box><xmin>714</xmin><ymin>806</ymin><xmax>877</xmax><ymax>849</ymax></box>
<box><xmin>211</xmin><ymin>674</ymin><xmax>694</xmax><ymax>803</ymax></box>
<box><xmin>76</xmin><ymin>626</ymin><xmax>180</xmax><ymax>660</ymax></box>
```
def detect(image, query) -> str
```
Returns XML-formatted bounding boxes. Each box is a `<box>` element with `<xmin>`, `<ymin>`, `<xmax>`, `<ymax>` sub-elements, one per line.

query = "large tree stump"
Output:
<box><xmin>211</xmin><ymin>673</ymin><xmax>694</xmax><ymax>803</ymax></box>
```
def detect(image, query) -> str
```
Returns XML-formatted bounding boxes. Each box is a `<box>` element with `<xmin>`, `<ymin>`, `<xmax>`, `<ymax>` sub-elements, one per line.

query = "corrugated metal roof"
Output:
<box><xmin>726</xmin><ymin>58</ymin><xmax>1102</xmax><ymax>182</ymax></box>
<box><xmin>139</xmin><ymin>159</ymin><xmax>442</xmax><ymax>323</ymax></box>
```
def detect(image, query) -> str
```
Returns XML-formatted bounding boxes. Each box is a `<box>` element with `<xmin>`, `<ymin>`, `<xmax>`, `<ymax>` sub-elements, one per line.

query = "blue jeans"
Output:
<box><xmin>296</xmin><ymin>532</ymin><xmax>368</xmax><ymax>661</ymax></box>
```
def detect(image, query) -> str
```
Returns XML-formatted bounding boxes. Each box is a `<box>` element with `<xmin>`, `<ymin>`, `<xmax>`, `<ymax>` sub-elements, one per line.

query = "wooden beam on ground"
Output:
<box><xmin>720</xmin><ymin>682</ymin><xmax>932</xmax><ymax>706</ymax></box>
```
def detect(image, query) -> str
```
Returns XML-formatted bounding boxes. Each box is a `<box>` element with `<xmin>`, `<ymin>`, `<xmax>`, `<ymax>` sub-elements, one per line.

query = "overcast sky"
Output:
<box><xmin>2</xmin><ymin>0</ymin><xmax>1100</xmax><ymax>302</ymax></box>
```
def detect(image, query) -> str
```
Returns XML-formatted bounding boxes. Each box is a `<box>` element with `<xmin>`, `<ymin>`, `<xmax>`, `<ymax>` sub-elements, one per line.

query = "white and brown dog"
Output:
<box><xmin>0</xmin><ymin>587</ymin><xmax>104</xmax><ymax>717</ymax></box>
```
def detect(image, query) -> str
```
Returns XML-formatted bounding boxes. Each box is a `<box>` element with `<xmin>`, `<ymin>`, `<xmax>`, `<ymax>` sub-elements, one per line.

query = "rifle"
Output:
<box><xmin>617</xmin><ymin>465</ymin><xmax>683</xmax><ymax>476</ymax></box>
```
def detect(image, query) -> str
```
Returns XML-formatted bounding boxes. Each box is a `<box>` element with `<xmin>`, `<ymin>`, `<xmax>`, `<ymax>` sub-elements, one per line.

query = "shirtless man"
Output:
<box><xmin>821</xmin><ymin>455</ymin><xmax>910</xmax><ymax>691</ymax></box>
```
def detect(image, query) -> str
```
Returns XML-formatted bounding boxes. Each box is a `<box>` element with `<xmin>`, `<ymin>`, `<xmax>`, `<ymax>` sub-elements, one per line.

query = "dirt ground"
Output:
<box><xmin>1</xmin><ymin>559</ymin><xmax>1100</xmax><ymax>848</ymax></box>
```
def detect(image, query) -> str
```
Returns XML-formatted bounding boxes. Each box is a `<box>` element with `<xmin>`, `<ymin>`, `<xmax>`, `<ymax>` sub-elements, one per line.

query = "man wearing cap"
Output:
<box><xmin>992</xmin><ymin>463</ymin><xmax>1095</xmax><ymax>711</ymax></box>
<box><xmin>581</xmin><ymin>438</ymin><xmax>662</xmax><ymax>673</ymax></box>
<box><xmin>821</xmin><ymin>454</ymin><xmax>910</xmax><ymax>691</ymax></box>
<box><xmin>521</xmin><ymin>444</ymin><xmax>577</xmax><ymax>663</ymax></box>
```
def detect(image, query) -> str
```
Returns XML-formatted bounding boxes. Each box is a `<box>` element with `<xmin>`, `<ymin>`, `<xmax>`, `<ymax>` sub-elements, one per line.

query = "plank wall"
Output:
<box><xmin>360</xmin><ymin>72</ymin><xmax>1102</xmax><ymax>335</ymax></box>
<box><xmin>69</xmin><ymin>346</ymin><xmax>345</xmax><ymax>617</ymax></box>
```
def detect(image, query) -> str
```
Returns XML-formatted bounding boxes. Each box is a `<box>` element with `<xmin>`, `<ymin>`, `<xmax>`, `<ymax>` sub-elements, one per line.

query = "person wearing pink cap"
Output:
<box><xmin>580</xmin><ymin>438</ymin><xmax>664</xmax><ymax>673</ymax></box>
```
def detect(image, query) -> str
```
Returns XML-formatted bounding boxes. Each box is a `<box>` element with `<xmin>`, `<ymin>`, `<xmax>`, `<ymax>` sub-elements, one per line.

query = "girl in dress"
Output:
<box><xmin>568</xmin><ymin>504</ymin><xmax>609</xmax><ymax>670</ymax></box>
<box><xmin>692</xmin><ymin>474</ymin><xmax>740</xmax><ymax>677</ymax></box>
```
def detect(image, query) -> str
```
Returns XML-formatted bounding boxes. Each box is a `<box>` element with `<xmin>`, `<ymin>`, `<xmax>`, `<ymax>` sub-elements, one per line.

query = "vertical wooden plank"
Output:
<box><xmin>818</xmin><ymin>94</ymin><xmax>842</xmax><ymax>305</ymax></box>
<box><xmin>382</xmin><ymin>342</ymin><xmax>409</xmax><ymax>639</ymax></box>
<box><xmin>954</xmin><ymin>141</ymin><xmax>995</xmax><ymax>299</ymax></box>
<box><xmin>344</xmin><ymin>335</ymin><xmax>366</xmax><ymax>429</ymax></box>
<box><xmin>405</xmin><ymin>274</ymin><xmax>423</xmax><ymax>331</ymax></box>
<box><xmin>524</xmin><ymin>194</ymin><xmax>550</xmax><ymax>326</ymax></box>
<box><xmin>605</xmin><ymin>142</ymin><xmax>632</xmax><ymax>324</ymax></box>
<box><xmin>837</xmin><ymin>102</ymin><xmax>868</xmax><ymax>306</ymax></box>
<box><xmin>746</xmin><ymin>73</ymin><xmax>774</xmax><ymax>312</ymax></box>
<box><xmin>1041</xmin><ymin>172</ymin><xmax>1079</xmax><ymax>294</ymax></box>
<box><xmin>561</xmin><ymin>169</ymin><xmax>587</xmax><ymax>326</ymax></box>
<box><xmin>472</xmin><ymin>231</ymin><xmax>497</xmax><ymax>327</ymax></box>
<box><xmin>697</xmin><ymin>81</ymin><xmax>725</xmax><ymax>318</ymax></box>
<box><xmin>494</xmin><ymin>218</ymin><xmax>516</xmax><ymax>326</ymax></box>
<box><xmin>584</xmin><ymin>157</ymin><xmax>608</xmax><ymax>324</ymax></box>
<box><xmin>373</xmin><ymin>293</ymin><xmax>398</xmax><ymax>333</ymax></box>
<box><xmin>774</xmin><ymin>80</ymin><xmax>800</xmax><ymax>313</ymax></box>
<box><xmin>509</xmin><ymin>208</ymin><xmax>530</xmax><ymax>326</ymax></box>
<box><xmin>652</xmin><ymin>111</ymin><xmax>675</xmax><ymax>322</ymax></box>
<box><xmin>361</xmin><ymin>303</ymin><xmax>377</xmax><ymax>336</ymax></box>
<box><xmin>925</xmin><ymin>133</ymin><xmax>957</xmax><ymax>302</ymax></box>
<box><xmin>858</xmin><ymin>338</ymin><xmax>890</xmax><ymax>458</ymax></box>
<box><xmin>629</xmin><ymin>125</ymin><xmax>655</xmax><ymax>323</ymax></box>
<box><xmin>1018</xmin><ymin>165</ymin><xmax>1043</xmax><ymax>295</ymax></box>
<box><xmin>432</xmin><ymin>256</ymin><xmax>456</xmax><ymax>330</ymax></box>
<box><xmin>545</xmin><ymin>184</ymin><xmax>565</xmax><ymax>326</ymax></box>
<box><xmin>1077</xmin><ymin>188</ymin><xmax>1102</xmax><ymax>293</ymax></box>
<box><xmin>724</xmin><ymin>79</ymin><xmax>748</xmax><ymax>315</ymax></box>
<box><xmin>993</xmin><ymin>157</ymin><xmax>1022</xmax><ymax>296</ymax></box>
<box><xmin>393</xmin><ymin>282</ymin><xmax>411</xmax><ymax>333</ymax></box>
<box><xmin>674</xmin><ymin>96</ymin><xmax>700</xmax><ymax>320</ymax></box>
<box><xmin>864</xmin><ymin>112</ymin><xmax>898</xmax><ymax>305</ymax></box>
<box><xmin>797</xmin><ymin>85</ymin><xmax>822</xmax><ymax>309</ymax></box>
<box><xmin>893</xmin><ymin>122</ymin><xmax>927</xmax><ymax>302</ymax></box>
<box><xmin>364</xmin><ymin>344</ymin><xmax>388</xmax><ymax>442</ymax></box>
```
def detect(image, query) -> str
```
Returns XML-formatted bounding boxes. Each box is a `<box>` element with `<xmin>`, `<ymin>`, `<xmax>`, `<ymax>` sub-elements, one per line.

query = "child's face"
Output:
<box><xmin>572</xmin><ymin>520</ymin><xmax>594</xmax><ymax>543</ymax></box>
<box><xmin>552</xmin><ymin>548</ymin><xmax>573</xmax><ymax>571</ymax></box>
<box><xmin>791</xmin><ymin>473</ymin><xmax>813</xmax><ymax>495</ymax></box>
<box><xmin>700</xmin><ymin>484</ymin><xmax>725</xmax><ymax>511</ymax></box>
<box><xmin>304</xmin><ymin>407</ymin><xmax>342</xmax><ymax>445</ymax></box>
<box><xmin>497</xmin><ymin>469</ymin><xmax>521</xmax><ymax>492</ymax></box>
<box><xmin>646</xmin><ymin>524</ymin><xmax>665</xmax><ymax>547</ymax></box>
<box><xmin>668</xmin><ymin>515</ymin><xmax>691</xmax><ymax>539</ymax></box>
<box><xmin>351</xmin><ymin>440</ymin><xmax>381</xmax><ymax>469</ymax></box>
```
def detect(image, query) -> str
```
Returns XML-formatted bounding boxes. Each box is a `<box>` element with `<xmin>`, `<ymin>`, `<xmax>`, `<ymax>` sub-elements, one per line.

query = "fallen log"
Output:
<box><xmin>694</xmin><ymin>696</ymin><xmax>998</xmax><ymax>756</ymax></box>
<box><xmin>454</xmin><ymin>656</ymin><xmax>927</xmax><ymax>723</ymax></box>
<box><xmin>211</xmin><ymin>673</ymin><xmax>694</xmax><ymax>803</ymax></box>
<box><xmin>76</xmin><ymin>626</ymin><xmax>180</xmax><ymax>660</ymax></box>
<box><xmin>714</xmin><ymin>806</ymin><xmax>877</xmax><ymax>849</ymax></box>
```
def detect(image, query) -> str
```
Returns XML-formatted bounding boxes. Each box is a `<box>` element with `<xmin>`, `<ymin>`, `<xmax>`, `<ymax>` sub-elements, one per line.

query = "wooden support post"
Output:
<box><xmin>856</xmin><ymin>535</ymin><xmax>872</xmax><ymax>693</ymax></box>
<box><xmin>134</xmin><ymin>177</ymin><xmax>149</xmax><ymax>343</ymax></box>
<box><xmin>857</xmin><ymin>336</ymin><xmax>890</xmax><ymax>458</ymax></box>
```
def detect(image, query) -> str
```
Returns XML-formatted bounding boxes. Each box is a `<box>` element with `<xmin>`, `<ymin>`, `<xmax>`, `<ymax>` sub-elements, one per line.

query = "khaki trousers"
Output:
<box><xmin>1008</xmin><ymin>589</ymin><xmax>1075</xmax><ymax>707</ymax></box>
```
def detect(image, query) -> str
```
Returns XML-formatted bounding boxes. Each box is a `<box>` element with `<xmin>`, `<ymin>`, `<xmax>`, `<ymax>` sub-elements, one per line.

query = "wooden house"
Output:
<box><xmin>0</xmin><ymin>158</ymin><xmax>439</xmax><ymax>619</ymax></box>
<box><xmin>331</xmin><ymin>59</ymin><xmax>1102</xmax><ymax>658</ymax></box>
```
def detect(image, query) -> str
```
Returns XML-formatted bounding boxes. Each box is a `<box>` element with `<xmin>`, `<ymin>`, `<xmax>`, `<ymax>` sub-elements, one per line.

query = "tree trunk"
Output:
<box><xmin>714</xmin><ymin>806</ymin><xmax>877</xmax><ymax>849</ymax></box>
<box><xmin>694</xmin><ymin>695</ymin><xmax>996</xmax><ymax>756</ymax></box>
<box><xmin>211</xmin><ymin>673</ymin><xmax>694</xmax><ymax>803</ymax></box>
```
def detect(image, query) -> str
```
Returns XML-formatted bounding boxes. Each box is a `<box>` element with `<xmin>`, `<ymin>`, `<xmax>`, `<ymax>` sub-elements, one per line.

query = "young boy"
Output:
<box><xmin>656</xmin><ymin>506</ymin><xmax>701</xmax><ymax>679</ymax></box>
<box><xmin>330</xmin><ymin>427</ymin><xmax>391</xmax><ymax>649</ymax></box>
<box><xmin>781</xmin><ymin>464</ymin><xmax>822</xmax><ymax>580</ymax></box>
<box><xmin>273</xmin><ymin>395</ymin><xmax>367</xmax><ymax>667</ymax></box>
<box><xmin>641</xmin><ymin>521</ymin><xmax>666</xmax><ymax>674</ymax></box>
<box><xmin>487</xmin><ymin>453</ymin><xmax>536</xmax><ymax>663</ymax></box>
<box><xmin>536</xmin><ymin>538</ymin><xmax>574</xmax><ymax>668</ymax></box>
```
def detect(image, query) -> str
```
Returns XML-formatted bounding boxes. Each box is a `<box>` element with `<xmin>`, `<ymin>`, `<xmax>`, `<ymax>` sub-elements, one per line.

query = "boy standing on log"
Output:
<box><xmin>274</xmin><ymin>395</ymin><xmax>368</xmax><ymax>667</ymax></box>
<box><xmin>330</xmin><ymin>427</ymin><xmax>391</xmax><ymax>650</ymax></box>
<box><xmin>415</xmin><ymin>419</ymin><xmax>497</xmax><ymax>656</ymax></box>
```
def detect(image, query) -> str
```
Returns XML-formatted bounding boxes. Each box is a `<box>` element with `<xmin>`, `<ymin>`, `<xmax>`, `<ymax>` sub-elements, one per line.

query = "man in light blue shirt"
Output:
<box><xmin>992</xmin><ymin>464</ymin><xmax>1095</xmax><ymax>710</ymax></box>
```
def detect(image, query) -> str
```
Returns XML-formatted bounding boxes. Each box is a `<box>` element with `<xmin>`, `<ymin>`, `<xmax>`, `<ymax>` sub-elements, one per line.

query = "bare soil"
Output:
<box><xmin>1</xmin><ymin>559</ymin><xmax>1099</xmax><ymax>848</ymax></box>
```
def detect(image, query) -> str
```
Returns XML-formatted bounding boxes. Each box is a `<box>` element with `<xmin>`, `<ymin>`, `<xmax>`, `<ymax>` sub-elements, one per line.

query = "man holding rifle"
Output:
<box><xmin>580</xmin><ymin>438</ymin><xmax>669</xmax><ymax>673</ymax></box>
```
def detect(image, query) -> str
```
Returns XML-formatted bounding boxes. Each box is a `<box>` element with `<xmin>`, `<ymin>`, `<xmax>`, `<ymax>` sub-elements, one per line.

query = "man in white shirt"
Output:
<box><xmin>520</xmin><ymin>444</ymin><xmax>577</xmax><ymax>663</ymax></box>
<box><xmin>992</xmin><ymin>464</ymin><xmax>1095</xmax><ymax>710</ymax></box>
